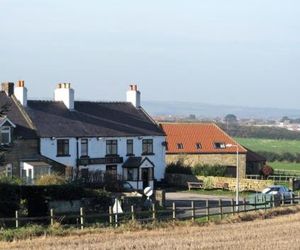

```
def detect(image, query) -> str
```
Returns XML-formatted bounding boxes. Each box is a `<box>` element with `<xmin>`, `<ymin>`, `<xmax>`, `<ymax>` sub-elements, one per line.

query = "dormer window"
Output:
<box><xmin>0</xmin><ymin>126</ymin><xmax>11</xmax><ymax>144</ymax></box>
<box><xmin>177</xmin><ymin>143</ymin><xmax>184</xmax><ymax>149</ymax></box>
<box><xmin>195</xmin><ymin>143</ymin><xmax>202</xmax><ymax>149</ymax></box>
<box><xmin>214</xmin><ymin>142</ymin><xmax>226</xmax><ymax>149</ymax></box>
<box><xmin>0</xmin><ymin>117</ymin><xmax>16</xmax><ymax>145</ymax></box>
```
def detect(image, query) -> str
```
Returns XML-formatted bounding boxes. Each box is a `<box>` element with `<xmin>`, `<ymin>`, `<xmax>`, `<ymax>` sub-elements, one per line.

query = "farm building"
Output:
<box><xmin>160</xmin><ymin>123</ymin><xmax>265</xmax><ymax>177</ymax></box>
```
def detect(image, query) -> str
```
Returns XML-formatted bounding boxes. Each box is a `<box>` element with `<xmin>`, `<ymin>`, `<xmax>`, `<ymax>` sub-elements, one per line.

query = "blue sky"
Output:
<box><xmin>1</xmin><ymin>0</ymin><xmax>299</xmax><ymax>109</ymax></box>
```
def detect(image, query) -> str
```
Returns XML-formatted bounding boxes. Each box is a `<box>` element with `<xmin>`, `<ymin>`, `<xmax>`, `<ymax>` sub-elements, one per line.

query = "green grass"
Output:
<box><xmin>269</xmin><ymin>161</ymin><xmax>300</xmax><ymax>171</ymax></box>
<box><xmin>234</xmin><ymin>137</ymin><xmax>300</xmax><ymax>154</ymax></box>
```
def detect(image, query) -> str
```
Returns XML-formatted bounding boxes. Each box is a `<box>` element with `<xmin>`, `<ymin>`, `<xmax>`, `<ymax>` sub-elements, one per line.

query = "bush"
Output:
<box><xmin>192</xmin><ymin>164</ymin><xmax>227</xmax><ymax>177</ymax></box>
<box><xmin>35</xmin><ymin>174</ymin><xmax>67</xmax><ymax>185</ymax></box>
<box><xmin>0</xmin><ymin>175</ymin><xmax>23</xmax><ymax>185</ymax></box>
<box><xmin>165</xmin><ymin>161</ymin><xmax>192</xmax><ymax>175</ymax></box>
<box><xmin>259</xmin><ymin>165</ymin><xmax>274</xmax><ymax>179</ymax></box>
<box><xmin>0</xmin><ymin>183</ymin><xmax>20</xmax><ymax>217</ymax></box>
<box><xmin>202</xmin><ymin>177</ymin><xmax>214</xmax><ymax>189</ymax></box>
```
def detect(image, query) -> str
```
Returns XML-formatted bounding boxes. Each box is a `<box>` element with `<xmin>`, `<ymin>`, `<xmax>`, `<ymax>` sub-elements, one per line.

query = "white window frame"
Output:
<box><xmin>0</xmin><ymin>126</ymin><xmax>11</xmax><ymax>145</ymax></box>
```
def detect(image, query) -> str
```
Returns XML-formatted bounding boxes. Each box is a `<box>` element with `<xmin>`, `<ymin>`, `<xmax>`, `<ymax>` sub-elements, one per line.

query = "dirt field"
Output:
<box><xmin>1</xmin><ymin>212</ymin><xmax>300</xmax><ymax>250</ymax></box>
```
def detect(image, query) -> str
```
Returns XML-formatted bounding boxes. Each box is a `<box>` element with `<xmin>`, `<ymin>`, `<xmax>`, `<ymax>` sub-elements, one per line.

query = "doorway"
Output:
<box><xmin>142</xmin><ymin>168</ymin><xmax>149</xmax><ymax>189</ymax></box>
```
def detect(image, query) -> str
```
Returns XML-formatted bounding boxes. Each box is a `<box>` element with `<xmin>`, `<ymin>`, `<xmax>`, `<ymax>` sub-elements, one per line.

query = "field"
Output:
<box><xmin>1</xmin><ymin>210</ymin><xmax>300</xmax><ymax>250</ymax></box>
<box><xmin>234</xmin><ymin>137</ymin><xmax>300</xmax><ymax>154</ymax></box>
<box><xmin>235</xmin><ymin>137</ymin><xmax>300</xmax><ymax>171</ymax></box>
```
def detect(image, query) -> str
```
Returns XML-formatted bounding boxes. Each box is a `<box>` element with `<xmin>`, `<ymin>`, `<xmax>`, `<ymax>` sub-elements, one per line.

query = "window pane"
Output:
<box><xmin>142</xmin><ymin>139</ymin><xmax>153</xmax><ymax>154</ymax></box>
<box><xmin>81</xmin><ymin>139</ymin><xmax>88</xmax><ymax>156</ymax></box>
<box><xmin>57</xmin><ymin>139</ymin><xmax>69</xmax><ymax>156</ymax></box>
<box><xmin>1</xmin><ymin>132</ymin><xmax>10</xmax><ymax>144</ymax></box>
<box><xmin>127</xmin><ymin>139</ymin><xmax>133</xmax><ymax>155</ymax></box>
<box><xmin>106</xmin><ymin>140</ymin><xmax>118</xmax><ymax>155</ymax></box>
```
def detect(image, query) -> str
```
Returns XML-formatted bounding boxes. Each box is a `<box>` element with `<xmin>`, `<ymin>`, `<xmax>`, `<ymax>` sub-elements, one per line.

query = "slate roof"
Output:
<box><xmin>245</xmin><ymin>147</ymin><xmax>266</xmax><ymax>163</ymax></box>
<box><xmin>23</xmin><ymin>100</ymin><xmax>164</xmax><ymax>137</ymax></box>
<box><xmin>0</xmin><ymin>91</ymin><xmax>37</xmax><ymax>139</ymax></box>
<box><xmin>160</xmin><ymin>123</ymin><xmax>247</xmax><ymax>154</ymax></box>
<box><xmin>123</xmin><ymin>157</ymin><xmax>155</xmax><ymax>168</ymax></box>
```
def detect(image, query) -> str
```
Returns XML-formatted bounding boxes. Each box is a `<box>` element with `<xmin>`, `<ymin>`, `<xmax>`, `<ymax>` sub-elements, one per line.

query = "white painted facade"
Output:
<box><xmin>40</xmin><ymin>136</ymin><xmax>166</xmax><ymax>189</ymax></box>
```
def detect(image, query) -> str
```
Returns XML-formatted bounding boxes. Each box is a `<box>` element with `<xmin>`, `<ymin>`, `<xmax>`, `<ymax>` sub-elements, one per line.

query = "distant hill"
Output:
<box><xmin>143</xmin><ymin>101</ymin><xmax>300</xmax><ymax>119</ymax></box>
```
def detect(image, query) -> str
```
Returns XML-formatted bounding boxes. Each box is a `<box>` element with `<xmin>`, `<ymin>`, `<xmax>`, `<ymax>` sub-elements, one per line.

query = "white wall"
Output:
<box><xmin>40</xmin><ymin>136</ymin><xmax>166</xmax><ymax>181</ymax></box>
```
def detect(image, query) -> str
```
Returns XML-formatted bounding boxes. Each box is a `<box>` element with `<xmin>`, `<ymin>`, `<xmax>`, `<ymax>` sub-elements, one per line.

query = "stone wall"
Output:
<box><xmin>166</xmin><ymin>153</ymin><xmax>246</xmax><ymax>178</ymax></box>
<box><xmin>166</xmin><ymin>173</ymin><xmax>274</xmax><ymax>192</ymax></box>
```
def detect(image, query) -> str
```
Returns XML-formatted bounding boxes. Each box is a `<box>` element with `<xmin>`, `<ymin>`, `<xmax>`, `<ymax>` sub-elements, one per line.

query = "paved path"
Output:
<box><xmin>165</xmin><ymin>192</ymin><xmax>238</xmax><ymax>219</ymax></box>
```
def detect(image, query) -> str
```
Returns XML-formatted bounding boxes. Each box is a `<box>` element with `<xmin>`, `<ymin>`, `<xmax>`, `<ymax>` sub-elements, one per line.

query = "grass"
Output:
<box><xmin>1</xmin><ymin>206</ymin><xmax>300</xmax><ymax>249</ymax></box>
<box><xmin>268</xmin><ymin>161</ymin><xmax>300</xmax><ymax>171</ymax></box>
<box><xmin>234</xmin><ymin>137</ymin><xmax>300</xmax><ymax>154</ymax></box>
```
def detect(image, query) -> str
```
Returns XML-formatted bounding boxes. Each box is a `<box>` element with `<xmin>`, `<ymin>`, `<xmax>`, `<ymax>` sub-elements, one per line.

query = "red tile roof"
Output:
<box><xmin>160</xmin><ymin>123</ymin><xmax>247</xmax><ymax>154</ymax></box>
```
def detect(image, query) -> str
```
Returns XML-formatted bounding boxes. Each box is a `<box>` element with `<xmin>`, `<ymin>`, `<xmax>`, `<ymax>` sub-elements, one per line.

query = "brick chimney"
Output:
<box><xmin>126</xmin><ymin>84</ymin><xmax>141</xmax><ymax>108</ymax></box>
<box><xmin>54</xmin><ymin>83</ymin><xmax>75</xmax><ymax>110</ymax></box>
<box><xmin>1</xmin><ymin>82</ymin><xmax>14</xmax><ymax>96</ymax></box>
<box><xmin>14</xmin><ymin>80</ymin><xmax>28</xmax><ymax>106</ymax></box>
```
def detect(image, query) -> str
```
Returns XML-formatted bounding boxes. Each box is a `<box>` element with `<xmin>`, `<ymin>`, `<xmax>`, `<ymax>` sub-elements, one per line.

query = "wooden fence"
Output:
<box><xmin>0</xmin><ymin>194</ymin><xmax>299</xmax><ymax>230</ymax></box>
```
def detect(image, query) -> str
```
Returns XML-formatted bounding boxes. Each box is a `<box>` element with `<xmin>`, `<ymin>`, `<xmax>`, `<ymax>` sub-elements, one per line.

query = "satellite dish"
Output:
<box><xmin>144</xmin><ymin>186</ymin><xmax>153</xmax><ymax>197</ymax></box>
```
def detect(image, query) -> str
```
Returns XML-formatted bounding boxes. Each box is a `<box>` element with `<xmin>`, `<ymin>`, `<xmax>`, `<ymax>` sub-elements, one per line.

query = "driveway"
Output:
<box><xmin>165</xmin><ymin>191</ymin><xmax>236</xmax><ymax>219</ymax></box>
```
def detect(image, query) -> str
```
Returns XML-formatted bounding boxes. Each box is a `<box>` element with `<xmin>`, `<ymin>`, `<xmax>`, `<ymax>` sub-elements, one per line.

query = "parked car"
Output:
<box><xmin>261</xmin><ymin>185</ymin><xmax>294</xmax><ymax>203</ymax></box>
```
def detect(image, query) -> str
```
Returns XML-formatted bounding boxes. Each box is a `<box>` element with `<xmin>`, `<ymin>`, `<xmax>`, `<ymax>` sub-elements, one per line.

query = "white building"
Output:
<box><xmin>0</xmin><ymin>81</ymin><xmax>166</xmax><ymax>190</ymax></box>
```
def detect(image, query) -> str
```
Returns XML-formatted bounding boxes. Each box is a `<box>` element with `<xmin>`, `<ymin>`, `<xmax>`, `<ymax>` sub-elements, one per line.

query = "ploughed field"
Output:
<box><xmin>1</xmin><ymin>212</ymin><xmax>300</xmax><ymax>250</ymax></box>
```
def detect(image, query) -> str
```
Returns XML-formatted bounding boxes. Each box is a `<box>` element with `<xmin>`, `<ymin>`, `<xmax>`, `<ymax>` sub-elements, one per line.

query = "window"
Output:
<box><xmin>106</xmin><ymin>140</ymin><xmax>118</xmax><ymax>155</ymax></box>
<box><xmin>81</xmin><ymin>139</ymin><xmax>88</xmax><ymax>156</ymax></box>
<box><xmin>142</xmin><ymin>139</ymin><xmax>153</xmax><ymax>154</ymax></box>
<box><xmin>0</xmin><ymin>127</ymin><xmax>11</xmax><ymax>144</ymax></box>
<box><xmin>106</xmin><ymin>165</ymin><xmax>117</xmax><ymax>178</ymax></box>
<box><xmin>214</xmin><ymin>142</ymin><xmax>226</xmax><ymax>149</ymax></box>
<box><xmin>5</xmin><ymin>164</ymin><xmax>12</xmax><ymax>177</ymax></box>
<box><xmin>127</xmin><ymin>168</ymin><xmax>138</xmax><ymax>181</ymax></box>
<box><xmin>195</xmin><ymin>143</ymin><xmax>202</xmax><ymax>149</ymax></box>
<box><xmin>57</xmin><ymin>139</ymin><xmax>69</xmax><ymax>156</ymax></box>
<box><xmin>177</xmin><ymin>143</ymin><xmax>184</xmax><ymax>149</ymax></box>
<box><xmin>127</xmin><ymin>139</ymin><xmax>134</xmax><ymax>155</ymax></box>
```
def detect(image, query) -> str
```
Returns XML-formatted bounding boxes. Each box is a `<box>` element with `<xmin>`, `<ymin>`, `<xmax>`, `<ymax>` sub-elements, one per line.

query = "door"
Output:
<box><xmin>142</xmin><ymin>168</ymin><xmax>149</xmax><ymax>189</ymax></box>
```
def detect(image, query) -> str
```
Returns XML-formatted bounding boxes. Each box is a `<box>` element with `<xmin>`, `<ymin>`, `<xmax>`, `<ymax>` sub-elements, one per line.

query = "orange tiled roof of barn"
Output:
<box><xmin>160</xmin><ymin>123</ymin><xmax>247</xmax><ymax>154</ymax></box>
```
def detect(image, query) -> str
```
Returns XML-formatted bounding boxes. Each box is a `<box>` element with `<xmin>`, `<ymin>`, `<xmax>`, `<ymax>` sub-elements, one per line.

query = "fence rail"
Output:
<box><xmin>246</xmin><ymin>174</ymin><xmax>299</xmax><ymax>182</ymax></box>
<box><xmin>0</xmin><ymin>195</ymin><xmax>299</xmax><ymax>230</ymax></box>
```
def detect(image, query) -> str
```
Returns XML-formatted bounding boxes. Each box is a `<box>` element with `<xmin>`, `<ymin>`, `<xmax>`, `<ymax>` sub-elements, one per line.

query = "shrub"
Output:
<box><xmin>202</xmin><ymin>177</ymin><xmax>214</xmax><ymax>190</ymax></box>
<box><xmin>35</xmin><ymin>174</ymin><xmax>67</xmax><ymax>185</ymax></box>
<box><xmin>0</xmin><ymin>183</ymin><xmax>20</xmax><ymax>217</ymax></box>
<box><xmin>259</xmin><ymin>165</ymin><xmax>274</xmax><ymax>179</ymax></box>
<box><xmin>0</xmin><ymin>175</ymin><xmax>23</xmax><ymax>185</ymax></box>
<box><xmin>192</xmin><ymin>164</ymin><xmax>227</xmax><ymax>177</ymax></box>
<box><xmin>165</xmin><ymin>161</ymin><xmax>192</xmax><ymax>175</ymax></box>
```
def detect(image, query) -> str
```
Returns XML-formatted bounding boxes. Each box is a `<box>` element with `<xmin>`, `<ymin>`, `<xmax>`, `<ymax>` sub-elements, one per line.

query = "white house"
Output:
<box><xmin>0</xmin><ymin>81</ymin><xmax>166</xmax><ymax>190</ymax></box>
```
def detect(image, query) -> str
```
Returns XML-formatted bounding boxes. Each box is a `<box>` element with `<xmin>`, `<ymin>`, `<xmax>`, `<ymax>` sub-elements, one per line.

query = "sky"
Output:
<box><xmin>0</xmin><ymin>0</ymin><xmax>300</xmax><ymax>109</ymax></box>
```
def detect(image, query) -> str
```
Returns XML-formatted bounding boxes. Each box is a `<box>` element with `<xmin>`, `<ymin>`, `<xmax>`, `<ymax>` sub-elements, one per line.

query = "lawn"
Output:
<box><xmin>234</xmin><ymin>137</ymin><xmax>300</xmax><ymax>154</ymax></box>
<box><xmin>269</xmin><ymin>161</ymin><xmax>300</xmax><ymax>171</ymax></box>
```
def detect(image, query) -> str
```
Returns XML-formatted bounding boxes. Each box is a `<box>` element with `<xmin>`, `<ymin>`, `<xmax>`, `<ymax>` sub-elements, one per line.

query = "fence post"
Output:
<box><xmin>219</xmin><ymin>199</ymin><xmax>223</xmax><ymax>219</ymax></box>
<box><xmin>281</xmin><ymin>194</ymin><xmax>284</xmax><ymax>206</ymax></box>
<box><xmin>254</xmin><ymin>196</ymin><xmax>257</xmax><ymax>210</ymax></box>
<box><xmin>109</xmin><ymin>206</ymin><xmax>113</xmax><ymax>226</ymax></box>
<box><xmin>15</xmin><ymin>211</ymin><xmax>19</xmax><ymax>228</ymax></box>
<box><xmin>271</xmin><ymin>194</ymin><xmax>275</xmax><ymax>208</ymax></box>
<box><xmin>131</xmin><ymin>205</ymin><xmax>135</xmax><ymax>221</ymax></box>
<box><xmin>50</xmin><ymin>209</ymin><xmax>54</xmax><ymax>226</ymax></box>
<box><xmin>206</xmin><ymin>199</ymin><xmax>210</xmax><ymax>222</ymax></box>
<box><xmin>152</xmin><ymin>203</ymin><xmax>156</xmax><ymax>221</ymax></box>
<box><xmin>80</xmin><ymin>207</ymin><xmax>84</xmax><ymax>230</ymax></box>
<box><xmin>290</xmin><ymin>193</ymin><xmax>293</xmax><ymax>205</ymax></box>
<box><xmin>243</xmin><ymin>198</ymin><xmax>247</xmax><ymax>212</ymax></box>
<box><xmin>172</xmin><ymin>202</ymin><xmax>176</xmax><ymax>221</ymax></box>
<box><xmin>231</xmin><ymin>199</ymin><xmax>235</xmax><ymax>215</ymax></box>
<box><xmin>191</xmin><ymin>201</ymin><xmax>195</xmax><ymax>222</ymax></box>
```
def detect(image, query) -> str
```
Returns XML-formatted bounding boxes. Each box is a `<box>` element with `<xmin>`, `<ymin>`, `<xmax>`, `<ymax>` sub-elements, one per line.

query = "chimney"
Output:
<box><xmin>54</xmin><ymin>83</ymin><xmax>75</xmax><ymax>110</ymax></box>
<box><xmin>1</xmin><ymin>82</ymin><xmax>14</xmax><ymax>96</ymax></box>
<box><xmin>126</xmin><ymin>84</ymin><xmax>141</xmax><ymax>108</ymax></box>
<box><xmin>14</xmin><ymin>80</ymin><xmax>28</xmax><ymax>106</ymax></box>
